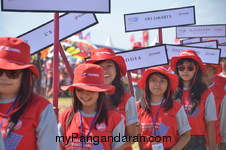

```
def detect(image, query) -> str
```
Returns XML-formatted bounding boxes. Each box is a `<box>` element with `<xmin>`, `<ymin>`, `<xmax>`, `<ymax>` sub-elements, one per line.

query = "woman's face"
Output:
<box><xmin>97</xmin><ymin>60</ymin><xmax>117</xmax><ymax>85</ymax></box>
<box><xmin>148</xmin><ymin>73</ymin><xmax>168</xmax><ymax>97</ymax></box>
<box><xmin>177</xmin><ymin>61</ymin><xmax>196</xmax><ymax>83</ymax></box>
<box><xmin>0</xmin><ymin>69</ymin><xmax>22</xmax><ymax>99</ymax></box>
<box><xmin>76</xmin><ymin>88</ymin><xmax>99</xmax><ymax>109</ymax></box>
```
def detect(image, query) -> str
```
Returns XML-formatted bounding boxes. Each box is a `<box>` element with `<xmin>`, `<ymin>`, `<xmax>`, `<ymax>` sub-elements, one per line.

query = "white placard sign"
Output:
<box><xmin>181</xmin><ymin>38</ymin><xmax>200</xmax><ymax>44</ymax></box>
<box><xmin>177</xmin><ymin>25</ymin><xmax>226</xmax><ymax>38</ymax></box>
<box><xmin>124</xmin><ymin>6</ymin><xmax>195</xmax><ymax>32</ymax></box>
<box><xmin>203</xmin><ymin>37</ymin><xmax>226</xmax><ymax>44</ymax></box>
<box><xmin>116</xmin><ymin>45</ymin><xmax>168</xmax><ymax>71</ymax></box>
<box><xmin>18</xmin><ymin>13</ymin><xmax>98</xmax><ymax>54</ymax></box>
<box><xmin>2</xmin><ymin>0</ymin><xmax>110</xmax><ymax>13</ymax></box>
<box><xmin>166</xmin><ymin>44</ymin><xmax>220</xmax><ymax>64</ymax></box>
<box><xmin>219</xmin><ymin>45</ymin><xmax>226</xmax><ymax>58</ymax></box>
<box><xmin>184</xmin><ymin>41</ymin><xmax>218</xmax><ymax>48</ymax></box>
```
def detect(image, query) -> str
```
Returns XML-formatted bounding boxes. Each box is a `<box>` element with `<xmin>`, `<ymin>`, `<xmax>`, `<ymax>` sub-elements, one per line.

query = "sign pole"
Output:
<box><xmin>158</xmin><ymin>28</ymin><xmax>163</xmax><ymax>44</ymax></box>
<box><xmin>53</xmin><ymin>13</ymin><xmax>60</xmax><ymax>117</ymax></box>
<box><xmin>127</xmin><ymin>71</ymin><xmax>134</xmax><ymax>97</ymax></box>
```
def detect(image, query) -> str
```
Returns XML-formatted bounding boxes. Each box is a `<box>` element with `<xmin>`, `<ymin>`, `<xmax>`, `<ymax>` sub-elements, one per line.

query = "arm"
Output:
<box><xmin>36</xmin><ymin>104</ymin><xmax>60</xmax><ymax>150</ymax></box>
<box><xmin>204</xmin><ymin>92</ymin><xmax>217</xmax><ymax>150</ymax></box>
<box><xmin>219</xmin><ymin>95</ymin><xmax>226</xmax><ymax>147</ymax></box>
<box><xmin>0</xmin><ymin>129</ymin><xmax>5</xmax><ymax>150</ymax></box>
<box><xmin>206</xmin><ymin>121</ymin><xmax>216</xmax><ymax>150</ymax></box>
<box><xmin>171</xmin><ymin>106</ymin><xmax>191</xmax><ymax>150</ymax></box>
<box><xmin>171</xmin><ymin>131</ymin><xmax>190</xmax><ymax>150</ymax></box>
<box><xmin>111</xmin><ymin>120</ymin><xmax>125</xmax><ymax>150</ymax></box>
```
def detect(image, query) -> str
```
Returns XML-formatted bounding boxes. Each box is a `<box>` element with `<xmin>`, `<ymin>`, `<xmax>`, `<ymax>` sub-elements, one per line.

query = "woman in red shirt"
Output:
<box><xmin>137</xmin><ymin>66</ymin><xmax>191</xmax><ymax>150</ymax></box>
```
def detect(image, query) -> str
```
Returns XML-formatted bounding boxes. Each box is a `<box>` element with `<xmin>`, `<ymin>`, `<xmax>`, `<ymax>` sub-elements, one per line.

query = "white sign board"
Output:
<box><xmin>166</xmin><ymin>44</ymin><xmax>220</xmax><ymax>64</ymax></box>
<box><xmin>124</xmin><ymin>6</ymin><xmax>195</xmax><ymax>32</ymax></box>
<box><xmin>219</xmin><ymin>45</ymin><xmax>226</xmax><ymax>58</ymax></box>
<box><xmin>2</xmin><ymin>0</ymin><xmax>110</xmax><ymax>13</ymax></box>
<box><xmin>116</xmin><ymin>45</ymin><xmax>168</xmax><ymax>71</ymax></box>
<box><xmin>18</xmin><ymin>13</ymin><xmax>98</xmax><ymax>54</ymax></box>
<box><xmin>177</xmin><ymin>25</ymin><xmax>226</xmax><ymax>38</ymax></box>
<box><xmin>181</xmin><ymin>38</ymin><xmax>200</xmax><ymax>44</ymax></box>
<box><xmin>184</xmin><ymin>41</ymin><xmax>218</xmax><ymax>49</ymax></box>
<box><xmin>203</xmin><ymin>37</ymin><xmax>226</xmax><ymax>44</ymax></box>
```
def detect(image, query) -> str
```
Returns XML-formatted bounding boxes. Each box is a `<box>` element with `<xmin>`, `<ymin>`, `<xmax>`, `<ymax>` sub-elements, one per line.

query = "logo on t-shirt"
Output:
<box><xmin>96</xmin><ymin>123</ymin><xmax>106</xmax><ymax>131</ymax></box>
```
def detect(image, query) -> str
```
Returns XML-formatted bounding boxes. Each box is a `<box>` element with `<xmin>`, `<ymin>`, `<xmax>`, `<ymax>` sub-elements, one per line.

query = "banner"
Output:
<box><xmin>203</xmin><ymin>37</ymin><xmax>226</xmax><ymax>44</ymax></box>
<box><xmin>18</xmin><ymin>13</ymin><xmax>98</xmax><ymax>54</ymax></box>
<box><xmin>184</xmin><ymin>41</ymin><xmax>218</xmax><ymax>48</ymax></box>
<box><xmin>176</xmin><ymin>24</ymin><xmax>226</xmax><ymax>38</ymax></box>
<box><xmin>166</xmin><ymin>44</ymin><xmax>220</xmax><ymax>64</ymax></box>
<box><xmin>219</xmin><ymin>45</ymin><xmax>226</xmax><ymax>58</ymax></box>
<box><xmin>181</xmin><ymin>38</ymin><xmax>200</xmax><ymax>44</ymax></box>
<box><xmin>124</xmin><ymin>6</ymin><xmax>195</xmax><ymax>32</ymax></box>
<box><xmin>116</xmin><ymin>45</ymin><xmax>168</xmax><ymax>71</ymax></box>
<box><xmin>1</xmin><ymin>0</ymin><xmax>110</xmax><ymax>13</ymax></box>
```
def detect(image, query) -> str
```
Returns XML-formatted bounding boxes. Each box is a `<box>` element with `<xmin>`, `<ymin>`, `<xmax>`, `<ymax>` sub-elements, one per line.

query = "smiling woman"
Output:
<box><xmin>0</xmin><ymin>37</ymin><xmax>59</xmax><ymax>150</ymax></box>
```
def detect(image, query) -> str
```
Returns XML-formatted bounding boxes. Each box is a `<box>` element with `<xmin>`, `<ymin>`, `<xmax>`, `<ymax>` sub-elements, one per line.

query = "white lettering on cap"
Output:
<box><xmin>0</xmin><ymin>45</ymin><xmax>21</xmax><ymax>53</ymax></box>
<box><xmin>181</xmin><ymin>52</ymin><xmax>195</xmax><ymax>56</ymax></box>
<box><xmin>96</xmin><ymin>52</ymin><xmax>111</xmax><ymax>55</ymax></box>
<box><xmin>83</xmin><ymin>73</ymin><xmax>100</xmax><ymax>77</ymax></box>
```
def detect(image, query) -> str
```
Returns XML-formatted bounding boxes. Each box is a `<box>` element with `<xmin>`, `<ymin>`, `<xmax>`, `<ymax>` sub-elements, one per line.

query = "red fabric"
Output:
<box><xmin>207</xmin><ymin>83</ymin><xmax>224</xmax><ymax>143</ymax></box>
<box><xmin>0</xmin><ymin>94</ymin><xmax>51</xmax><ymax>150</ymax></box>
<box><xmin>130</xmin><ymin>34</ymin><xmax>135</xmax><ymax>43</ymax></box>
<box><xmin>59</xmin><ymin>108</ymin><xmax>123</xmax><ymax>150</ymax></box>
<box><xmin>131</xmin><ymin>69</ymin><xmax>145</xmax><ymax>83</ymax></box>
<box><xmin>213</xmin><ymin>75</ymin><xmax>226</xmax><ymax>89</ymax></box>
<box><xmin>181</xmin><ymin>89</ymin><xmax>211</xmax><ymax>135</ymax></box>
<box><xmin>0</xmin><ymin>37</ymin><xmax>39</xmax><ymax>78</ymax></box>
<box><xmin>136</xmin><ymin>101</ymin><xmax>182</xmax><ymax>149</ymax></box>
<box><xmin>61</xmin><ymin>63</ymin><xmax>115</xmax><ymax>93</ymax></box>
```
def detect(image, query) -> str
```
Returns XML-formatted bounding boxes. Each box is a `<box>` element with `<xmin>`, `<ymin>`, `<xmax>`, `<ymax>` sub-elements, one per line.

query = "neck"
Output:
<box><xmin>222</xmin><ymin>70</ymin><xmax>226</xmax><ymax>76</ymax></box>
<box><xmin>203</xmin><ymin>79</ymin><xmax>213</xmax><ymax>86</ymax></box>
<box><xmin>183</xmin><ymin>80</ymin><xmax>191</xmax><ymax>88</ymax></box>
<box><xmin>0</xmin><ymin>93</ymin><xmax>18</xmax><ymax>100</ymax></box>
<box><xmin>82</xmin><ymin>105</ymin><xmax>97</xmax><ymax>114</ymax></box>
<box><xmin>151</xmin><ymin>95</ymin><xmax>164</xmax><ymax>103</ymax></box>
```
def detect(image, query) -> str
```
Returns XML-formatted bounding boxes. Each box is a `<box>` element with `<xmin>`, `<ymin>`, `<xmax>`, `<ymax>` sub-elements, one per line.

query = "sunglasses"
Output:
<box><xmin>177</xmin><ymin>65</ymin><xmax>195</xmax><ymax>72</ymax></box>
<box><xmin>0</xmin><ymin>69</ymin><xmax>21</xmax><ymax>79</ymax></box>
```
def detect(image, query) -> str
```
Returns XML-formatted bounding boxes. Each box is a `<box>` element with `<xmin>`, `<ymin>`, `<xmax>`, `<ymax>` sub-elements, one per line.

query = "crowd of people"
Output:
<box><xmin>0</xmin><ymin>37</ymin><xmax>225</xmax><ymax>150</ymax></box>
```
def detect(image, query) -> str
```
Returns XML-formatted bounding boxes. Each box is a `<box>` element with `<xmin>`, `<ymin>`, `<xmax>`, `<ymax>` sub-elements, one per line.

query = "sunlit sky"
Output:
<box><xmin>0</xmin><ymin>0</ymin><xmax>226</xmax><ymax>50</ymax></box>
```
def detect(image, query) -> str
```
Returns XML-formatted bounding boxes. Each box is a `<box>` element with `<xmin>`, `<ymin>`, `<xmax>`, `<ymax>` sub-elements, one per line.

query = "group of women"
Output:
<box><xmin>0</xmin><ymin>37</ymin><xmax>225</xmax><ymax>150</ymax></box>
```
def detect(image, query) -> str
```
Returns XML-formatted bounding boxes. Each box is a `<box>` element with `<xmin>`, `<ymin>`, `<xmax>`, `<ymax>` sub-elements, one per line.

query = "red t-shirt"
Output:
<box><xmin>59</xmin><ymin>108</ymin><xmax>124</xmax><ymax>150</ymax></box>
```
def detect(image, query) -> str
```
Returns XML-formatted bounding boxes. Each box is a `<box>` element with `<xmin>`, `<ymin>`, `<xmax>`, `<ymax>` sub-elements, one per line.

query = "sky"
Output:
<box><xmin>0</xmin><ymin>0</ymin><xmax>226</xmax><ymax>50</ymax></box>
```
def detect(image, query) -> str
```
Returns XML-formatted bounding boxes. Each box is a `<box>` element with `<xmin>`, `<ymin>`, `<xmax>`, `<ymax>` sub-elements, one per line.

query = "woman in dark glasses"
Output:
<box><xmin>170</xmin><ymin>49</ymin><xmax>217</xmax><ymax>150</ymax></box>
<box><xmin>0</xmin><ymin>37</ymin><xmax>59</xmax><ymax>150</ymax></box>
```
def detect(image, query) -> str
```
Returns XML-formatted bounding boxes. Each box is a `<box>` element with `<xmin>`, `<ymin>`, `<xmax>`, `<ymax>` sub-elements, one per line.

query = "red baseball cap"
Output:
<box><xmin>132</xmin><ymin>42</ymin><xmax>142</xmax><ymax>49</ymax></box>
<box><xmin>203</xmin><ymin>64</ymin><xmax>222</xmax><ymax>75</ymax></box>
<box><xmin>170</xmin><ymin>49</ymin><xmax>206</xmax><ymax>73</ymax></box>
<box><xmin>86</xmin><ymin>48</ymin><xmax>127</xmax><ymax>77</ymax></box>
<box><xmin>0</xmin><ymin>37</ymin><xmax>39</xmax><ymax>78</ymax></box>
<box><xmin>138</xmin><ymin>66</ymin><xmax>178</xmax><ymax>92</ymax></box>
<box><xmin>62</xmin><ymin>63</ymin><xmax>115</xmax><ymax>93</ymax></box>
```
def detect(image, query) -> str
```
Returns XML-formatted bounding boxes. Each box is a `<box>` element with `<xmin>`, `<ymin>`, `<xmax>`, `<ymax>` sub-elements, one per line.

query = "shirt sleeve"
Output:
<box><xmin>0</xmin><ymin>129</ymin><xmax>5</xmax><ymax>150</ymax></box>
<box><xmin>125</xmin><ymin>96</ymin><xmax>139</xmax><ymax>126</ymax></box>
<box><xmin>111</xmin><ymin>119</ymin><xmax>125</xmax><ymax>150</ymax></box>
<box><xmin>220</xmin><ymin>95</ymin><xmax>226</xmax><ymax>142</ymax></box>
<box><xmin>176</xmin><ymin>106</ymin><xmax>191</xmax><ymax>136</ymax></box>
<box><xmin>204</xmin><ymin>92</ymin><xmax>217</xmax><ymax>121</ymax></box>
<box><xmin>36</xmin><ymin>104</ymin><xmax>59</xmax><ymax>150</ymax></box>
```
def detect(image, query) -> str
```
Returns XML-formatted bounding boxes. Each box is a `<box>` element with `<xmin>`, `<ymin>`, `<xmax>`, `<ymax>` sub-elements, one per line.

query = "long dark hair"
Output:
<box><xmin>139</xmin><ymin>72</ymin><xmax>173</xmax><ymax>113</ymax></box>
<box><xmin>95</xmin><ymin>60</ymin><xmax>125</xmax><ymax>108</ymax></box>
<box><xmin>66</xmin><ymin>90</ymin><xmax>108</xmax><ymax>128</ymax></box>
<box><xmin>6</xmin><ymin>69</ymin><xmax>34</xmax><ymax>135</ymax></box>
<box><xmin>174</xmin><ymin>58</ymin><xmax>207</xmax><ymax>113</ymax></box>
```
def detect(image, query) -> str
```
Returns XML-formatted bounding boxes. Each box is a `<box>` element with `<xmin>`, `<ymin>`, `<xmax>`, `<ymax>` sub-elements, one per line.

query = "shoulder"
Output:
<box><xmin>107</xmin><ymin>109</ymin><xmax>123</xmax><ymax>123</ymax></box>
